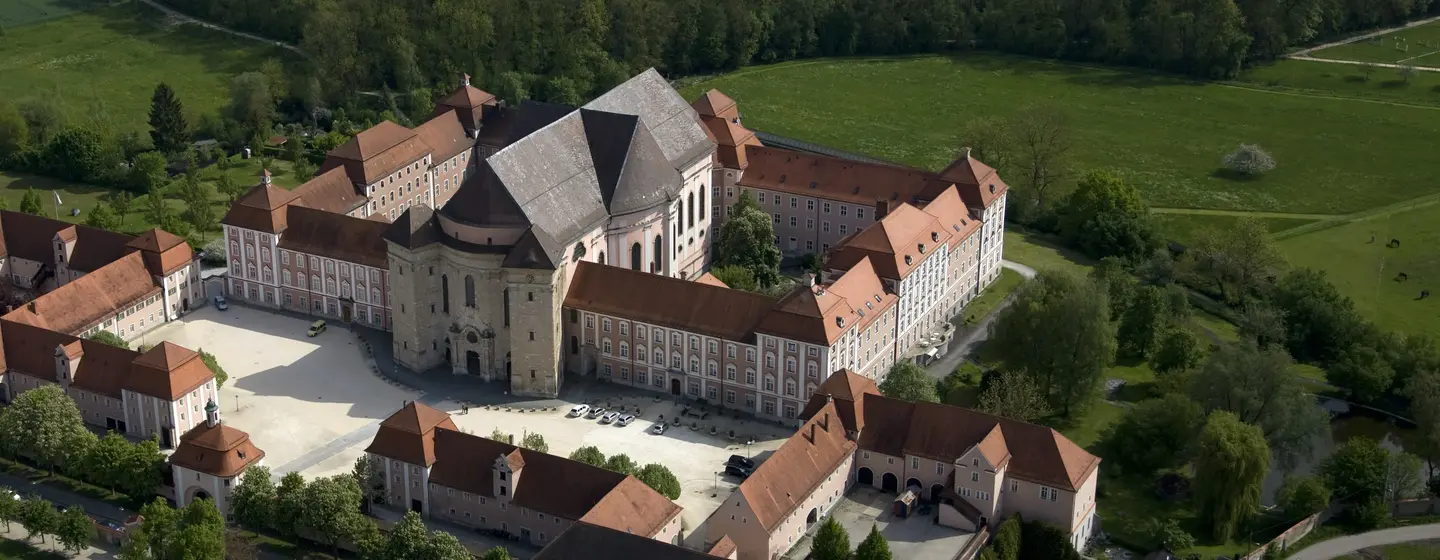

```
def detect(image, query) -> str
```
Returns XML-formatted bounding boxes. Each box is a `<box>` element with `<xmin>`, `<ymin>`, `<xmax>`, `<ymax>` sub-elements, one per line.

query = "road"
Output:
<box><xmin>1288</xmin><ymin>15</ymin><xmax>1440</xmax><ymax>57</ymax></box>
<box><xmin>1286</xmin><ymin>522</ymin><xmax>1440</xmax><ymax>560</ymax></box>
<box><xmin>923</xmin><ymin>260</ymin><xmax>1037</xmax><ymax>378</ymax></box>
<box><xmin>135</xmin><ymin>0</ymin><xmax>311</xmax><ymax>61</ymax></box>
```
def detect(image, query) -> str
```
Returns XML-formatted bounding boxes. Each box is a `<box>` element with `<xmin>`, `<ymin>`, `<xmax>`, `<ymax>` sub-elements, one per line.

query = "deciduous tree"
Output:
<box><xmin>0</xmin><ymin>384</ymin><xmax>96</xmax><ymax>473</ymax></box>
<box><xmin>716</xmin><ymin>190</ymin><xmax>781</xmax><ymax>287</ymax></box>
<box><xmin>636</xmin><ymin>463</ymin><xmax>681</xmax><ymax>500</ymax></box>
<box><xmin>231</xmin><ymin>465</ymin><xmax>277</xmax><ymax>530</ymax></box>
<box><xmin>85</xmin><ymin>330</ymin><xmax>129</xmax><ymax>349</ymax></box>
<box><xmin>1188</xmin><ymin>341</ymin><xmax>1327</xmax><ymax>470</ymax></box>
<box><xmin>0</xmin><ymin>99</ymin><xmax>28</xmax><ymax>160</ymax></box>
<box><xmin>272</xmin><ymin>471</ymin><xmax>307</xmax><ymax>536</ymax></box>
<box><xmin>989</xmin><ymin>271</ymin><xmax>1115</xmax><ymax>416</ymax></box>
<box><xmin>1273</xmin><ymin>268</ymin><xmax>1365</xmax><ymax>364</ymax></box>
<box><xmin>520</xmin><ymin>432</ymin><xmax>548</xmax><ymax>453</ymax></box>
<box><xmin>604</xmin><ymin>454</ymin><xmax>638</xmax><ymax>476</ymax></box>
<box><xmin>1117</xmin><ymin>285</ymin><xmax>1172</xmax><ymax>358</ymax></box>
<box><xmin>1102</xmin><ymin>393</ymin><xmax>1204</xmax><ymax>475</ymax></box>
<box><xmin>481</xmin><ymin>546</ymin><xmax>513</xmax><ymax>560</ymax></box>
<box><xmin>198</xmin><ymin>350</ymin><xmax>228</xmax><ymax>389</ymax></box>
<box><xmin>18</xmin><ymin>497</ymin><xmax>57</xmax><ymax>544</ymax></box>
<box><xmin>168</xmin><ymin>498</ymin><xmax>225</xmax><ymax>560</ymax></box>
<box><xmin>86</xmin><ymin>201</ymin><xmax>124</xmax><ymax>231</ymax></box>
<box><xmin>1059</xmin><ymin>170</ymin><xmax>1155</xmax><ymax>263</ymax></box>
<box><xmin>1327</xmin><ymin>343</ymin><xmax>1395</xmax><ymax>404</ymax></box>
<box><xmin>56</xmin><ymin>505</ymin><xmax>95</xmax><ymax>554</ymax></box>
<box><xmin>568</xmin><ymin>446</ymin><xmax>607</xmax><ymax>467</ymax></box>
<box><xmin>878</xmin><ymin>362</ymin><xmax>939</xmax><ymax>404</ymax></box>
<box><xmin>1152</xmin><ymin>328</ymin><xmax>1206</xmax><ymax>375</ymax></box>
<box><xmin>1194</xmin><ymin>410</ymin><xmax>1270</xmax><ymax>542</ymax></box>
<box><xmin>1276</xmin><ymin>475</ymin><xmax>1331</xmax><ymax>517</ymax></box>
<box><xmin>709</xmin><ymin>264</ymin><xmax>758</xmax><ymax>292</ymax></box>
<box><xmin>19</xmin><ymin>188</ymin><xmax>43</xmax><ymax>215</ymax></box>
<box><xmin>0</xmin><ymin>489</ymin><xmax>16</xmax><ymax>531</ymax></box>
<box><xmin>977</xmin><ymin>370</ymin><xmax>1049</xmax><ymax>422</ymax></box>
<box><xmin>300</xmin><ymin>474</ymin><xmax>368</xmax><ymax>556</ymax></box>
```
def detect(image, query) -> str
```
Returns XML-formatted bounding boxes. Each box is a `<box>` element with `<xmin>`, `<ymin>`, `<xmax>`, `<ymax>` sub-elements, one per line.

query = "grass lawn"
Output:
<box><xmin>1277</xmin><ymin>202</ymin><xmax>1440</xmax><ymax>338</ymax></box>
<box><xmin>1352</xmin><ymin>542</ymin><xmax>1440</xmax><ymax>559</ymax></box>
<box><xmin>1152</xmin><ymin>213</ymin><xmax>1325</xmax><ymax>245</ymax></box>
<box><xmin>681</xmin><ymin>55</ymin><xmax>1440</xmax><ymax>214</ymax></box>
<box><xmin>1310</xmin><ymin>20</ymin><xmax>1440</xmax><ymax>65</ymax></box>
<box><xmin>0</xmin><ymin>3</ymin><xmax>298</xmax><ymax>133</ymax></box>
<box><xmin>1236</xmin><ymin>59</ymin><xmax>1440</xmax><ymax>106</ymax></box>
<box><xmin>957</xmin><ymin>268</ymin><xmax>1025</xmax><ymax>326</ymax></box>
<box><xmin>1003</xmin><ymin>230</ymin><xmax>1094</xmax><ymax>277</ymax></box>
<box><xmin>1190</xmin><ymin>309</ymin><xmax>1240</xmax><ymax>342</ymax></box>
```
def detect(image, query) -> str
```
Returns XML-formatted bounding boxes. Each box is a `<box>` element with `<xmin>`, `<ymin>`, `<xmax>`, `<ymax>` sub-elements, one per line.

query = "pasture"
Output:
<box><xmin>1310</xmin><ymin>19</ymin><xmax>1440</xmax><ymax>67</ymax></box>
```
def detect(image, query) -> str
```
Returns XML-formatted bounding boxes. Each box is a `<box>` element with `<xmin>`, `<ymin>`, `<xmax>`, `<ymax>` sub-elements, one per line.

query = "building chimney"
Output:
<box><xmin>261</xmin><ymin>169</ymin><xmax>272</xmax><ymax>186</ymax></box>
<box><xmin>875</xmin><ymin>199</ymin><xmax>890</xmax><ymax>220</ymax></box>
<box><xmin>205</xmin><ymin>399</ymin><xmax>219</xmax><ymax>428</ymax></box>
<box><xmin>462</xmin><ymin>73</ymin><xmax>471</xmax><ymax>87</ymax></box>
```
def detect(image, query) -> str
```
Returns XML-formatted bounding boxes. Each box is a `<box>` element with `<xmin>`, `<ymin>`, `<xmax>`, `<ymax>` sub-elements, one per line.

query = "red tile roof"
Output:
<box><xmin>799</xmin><ymin>370</ymin><xmax>879</xmax><ymax>433</ymax></box>
<box><xmin>740</xmin><ymin>146</ymin><xmax>953</xmax><ymax>207</ymax></box>
<box><xmin>127</xmin><ymin>342</ymin><xmax>216</xmax><ymax>400</ymax></box>
<box><xmin>222</xmin><ymin>181</ymin><xmax>304</xmax><ymax>233</ymax></box>
<box><xmin>736</xmin><ymin>401</ymin><xmax>855</xmax><ymax>531</ymax></box>
<box><xmin>292</xmin><ymin>166</ymin><xmax>366</xmax><ymax>215</ymax></box>
<box><xmin>416</xmin><ymin>109</ymin><xmax>475</xmax><ymax>163</ymax></box>
<box><xmin>692</xmin><ymin>90</ymin><xmax>738</xmax><ymax>120</ymax></box>
<box><xmin>171</xmin><ymin>421</ymin><xmax>266</xmax><ymax>477</ymax></box>
<box><xmin>364</xmin><ymin>401</ymin><xmax>459</xmax><ymax>467</ymax></box>
<box><xmin>755</xmin><ymin>258</ymin><xmax>896</xmax><ymax>346</ymax></box>
<box><xmin>0</xmin><ymin>321</ymin><xmax>216</xmax><ymax>401</ymax></box>
<box><xmin>326</xmin><ymin>121</ymin><xmax>433</xmax><ymax>185</ymax></box>
<box><xmin>276</xmin><ymin>206</ymin><xmax>390</xmax><ymax>268</ymax></box>
<box><xmin>564</xmin><ymin>262</ymin><xmax>777</xmax><ymax>343</ymax></box>
<box><xmin>128</xmin><ymin>229</ymin><xmax>194</xmax><ymax>276</ymax></box>
<box><xmin>2</xmin><ymin>252</ymin><xmax>160</xmax><ymax>336</ymax></box>
<box><xmin>825</xmin><ymin>203</ymin><xmax>951</xmax><ymax>280</ymax></box>
<box><xmin>938</xmin><ymin>151</ymin><xmax>1009</xmax><ymax>210</ymax></box>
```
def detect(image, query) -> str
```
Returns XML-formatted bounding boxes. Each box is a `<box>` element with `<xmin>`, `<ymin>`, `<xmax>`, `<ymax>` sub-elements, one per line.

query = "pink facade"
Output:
<box><xmin>7</xmin><ymin>371</ymin><xmax>217</xmax><ymax>448</ymax></box>
<box><xmin>722</xmin><ymin>188</ymin><xmax>882</xmax><ymax>256</ymax></box>
<box><xmin>225</xmin><ymin>225</ymin><xmax>391</xmax><ymax>328</ymax></box>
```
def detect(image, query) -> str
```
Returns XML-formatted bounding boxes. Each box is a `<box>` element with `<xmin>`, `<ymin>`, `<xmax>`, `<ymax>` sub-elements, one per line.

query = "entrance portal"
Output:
<box><xmin>466</xmin><ymin>351</ymin><xmax>480</xmax><ymax>375</ymax></box>
<box><xmin>670</xmin><ymin>378</ymin><xmax>681</xmax><ymax>395</ymax></box>
<box><xmin>857</xmin><ymin>467</ymin><xmax>873</xmax><ymax>486</ymax></box>
<box><xmin>882</xmin><ymin>472</ymin><xmax>898</xmax><ymax>493</ymax></box>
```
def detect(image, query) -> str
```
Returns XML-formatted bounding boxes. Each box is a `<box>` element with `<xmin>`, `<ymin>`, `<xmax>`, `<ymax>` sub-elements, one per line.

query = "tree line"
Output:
<box><xmin>164</xmin><ymin>0</ymin><xmax>1440</xmax><ymax>106</ymax></box>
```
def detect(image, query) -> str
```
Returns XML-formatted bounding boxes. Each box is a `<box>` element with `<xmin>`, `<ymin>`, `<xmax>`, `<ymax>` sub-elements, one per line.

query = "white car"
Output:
<box><xmin>616</xmin><ymin>414</ymin><xmax>636</xmax><ymax>427</ymax></box>
<box><xmin>568</xmin><ymin>404</ymin><xmax>589</xmax><ymax>418</ymax></box>
<box><xmin>600</xmin><ymin>411</ymin><xmax>621</xmax><ymax>424</ymax></box>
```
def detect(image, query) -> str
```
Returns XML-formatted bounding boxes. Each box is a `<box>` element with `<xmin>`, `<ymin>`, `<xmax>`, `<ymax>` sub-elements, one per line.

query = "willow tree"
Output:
<box><xmin>1194</xmin><ymin>410</ymin><xmax>1270</xmax><ymax>542</ymax></box>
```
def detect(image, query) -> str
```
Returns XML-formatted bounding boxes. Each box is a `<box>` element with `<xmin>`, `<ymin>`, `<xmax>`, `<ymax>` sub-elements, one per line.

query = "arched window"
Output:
<box><xmin>262</xmin><ymin>266</ymin><xmax>272</xmax><ymax>283</ymax></box>
<box><xmin>246</xmin><ymin>264</ymin><xmax>256</xmax><ymax>279</ymax></box>
<box><xmin>688</xmin><ymin>192</ymin><xmax>695</xmax><ymax>228</ymax></box>
<box><xmin>653</xmin><ymin>349</ymin><xmax>663</xmax><ymax>365</ymax></box>
<box><xmin>619</xmin><ymin>342</ymin><xmax>629</xmax><ymax>358</ymax></box>
<box><xmin>637</xmin><ymin>345</ymin><xmax>647</xmax><ymax>359</ymax></box>
<box><xmin>652</xmin><ymin>235</ymin><xmax>662</xmax><ymax>271</ymax></box>
<box><xmin>630</xmin><ymin>243</ymin><xmax>642</xmax><ymax>271</ymax></box>
<box><xmin>598</xmin><ymin>251</ymin><xmax>606</xmax><ymax>265</ymax></box>
<box><xmin>326</xmin><ymin>278</ymin><xmax>336</xmax><ymax>294</ymax></box>
<box><xmin>699</xmin><ymin>184</ymin><xmax>706</xmax><ymax>218</ymax></box>
<box><xmin>341</xmin><ymin>281</ymin><xmax>351</xmax><ymax>299</ymax></box>
<box><xmin>785</xmin><ymin>380</ymin><xmax>796</xmax><ymax>396</ymax></box>
<box><xmin>465</xmin><ymin>275</ymin><xmax>476</xmax><ymax>307</ymax></box>
<box><xmin>764</xmin><ymin>375</ymin><xmax>775</xmax><ymax>392</ymax></box>
<box><xmin>679</xmin><ymin>199</ymin><xmax>686</xmax><ymax>233</ymax></box>
<box><xmin>441</xmin><ymin>275</ymin><xmax>449</xmax><ymax>314</ymax></box>
<box><xmin>372</xmin><ymin>288</ymin><xmax>380</xmax><ymax>304</ymax></box>
<box><xmin>311</xmin><ymin>275</ymin><xmax>320</xmax><ymax>291</ymax></box>
<box><xmin>282</xmin><ymin>269</ymin><xmax>291</xmax><ymax>286</ymax></box>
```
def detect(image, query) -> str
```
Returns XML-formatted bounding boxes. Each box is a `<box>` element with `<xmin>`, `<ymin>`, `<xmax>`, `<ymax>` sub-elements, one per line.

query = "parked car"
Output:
<box><xmin>307</xmin><ymin>320</ymin><xmax>327</xmax><ymax>337</ymax></box>
<box><xmin>724</xmin><ymin>464</ymin><xmax>753</xmax><ymax>479</ymax></box>
<box><xmin>616</xmin><ymin>414</ymin><xmax>636</xmax><ymax>427</ymax></box>
<box><xmin>212</xmin><ymin>295</ymin><xmax>228</xmax><ymax>311</ymax></box>
<box><xmin>568</xmin><ymin>404</ymin><xmax>590</xmax><ymax>418</ymax></box>
<box><xmin>586</xmin><ymin>407</ymin><xmax>606</xmax><ymax>419</ymax></box>
<box><xmin>726</xmin><ymin>455</ymin><xmax>756</xmax><ymax>469</ymax></box>
<box><xmin>650</xmin><ymin>422</ymin><xmax>668</xmax><ymax>435</ymax></box>
<box><xmin>600</xmin><ymin>411</ymin><xmax>621</xmax><ymax>424</ymax></box>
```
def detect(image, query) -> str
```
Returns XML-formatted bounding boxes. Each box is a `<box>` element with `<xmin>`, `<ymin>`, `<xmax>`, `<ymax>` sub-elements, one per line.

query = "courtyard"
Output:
<box><xmin>432</xmin><ymin>392</ymin><xmax>791</xmax><ymax>541</ymax></box>
<box><xmin>141</xmin><ymin>295</ymin><xmax>420</xmax><ymax>479</ymax></box>
<box><xmin>785</xmin><ymin>486</ymin><xmax>975</xmax><ymax>559</ymax></box>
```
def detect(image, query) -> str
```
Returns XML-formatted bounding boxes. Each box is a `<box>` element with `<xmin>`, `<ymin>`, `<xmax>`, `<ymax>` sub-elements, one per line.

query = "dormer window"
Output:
<box><xmin>918</xmin><ymin>244</ymin><xmax>926</xmax><ymax>254</ymax></box>
<box><xmin>874</xmin><ymin>295</ymin><xmax>881</xmax><ymax>303</ymax></box>
<box><xmin>238</xmin><ymin>451</ymin><xmax>246</xmax><ymax>459</ymax></box>
<box><xmin>779</xmin><ymin>174</ymin><xmax>787</xmax><ymax>183</ymax></box>
<box><xmin>904</xmin><ymin>255</ymin><xmax>913</xmax><ymax>265</ymax></box>
<box><xmin>932</xmin><ymin>232</ymin><xmax>940</xmax><ymax>242</ymax></box>
<box><xmin>989</xmin><ymin>184</ymin><xmax>996</xmax><ymax>193</ymax></box>
<box><xmin>835</xmin><ymin>317</ymin><xmax>845</xmax><ymax>328</ymax></box>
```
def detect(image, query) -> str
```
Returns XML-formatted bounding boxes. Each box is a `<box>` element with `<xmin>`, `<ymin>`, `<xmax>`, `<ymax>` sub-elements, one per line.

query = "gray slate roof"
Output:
<box><xmin>438</xmin><ymin>68</ymin><xmax>712</xmax><ymax>255</ymax></box>
<box><xmin>582</xmin><ymin>68</ymin><xmax>713</xmax><ymax>169</ymax></box>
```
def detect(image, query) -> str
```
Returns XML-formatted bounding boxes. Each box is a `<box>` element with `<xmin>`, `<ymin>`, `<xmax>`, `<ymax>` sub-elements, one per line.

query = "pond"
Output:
<box><xmin>1260</xmin><ymin>400</ymin><xmax>1427</xmax><ymax>506</ymax></box>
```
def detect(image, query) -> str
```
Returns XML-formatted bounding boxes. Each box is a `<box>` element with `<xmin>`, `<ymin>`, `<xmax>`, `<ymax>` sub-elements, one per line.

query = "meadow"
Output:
<box><xmin>0</xmin><ymin>2</ymin><xmax>296</xmax><ymax>133</ymax></box>
<box><xmin>1310</xmin><ymin>19</ymin><xmax>1440</xmax><ymax>66</ymax></box>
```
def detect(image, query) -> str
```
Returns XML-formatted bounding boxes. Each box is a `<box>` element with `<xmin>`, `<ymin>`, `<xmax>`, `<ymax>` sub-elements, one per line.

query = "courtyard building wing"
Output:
<box><xmin>739</xmin><ymin>146</ymin><xmax>952</xmax><ymax>208</ymax></box>
<box><xmin>535</xmin><ymin>522</ymin><xmax>726</xmax><ymax>560</ymax></box>
<box><xmin>222</xmin><ymin>180</ymin><xmax>305</xmax><ymax>234</ymax></box>
<box><xmin>3</xmin><ymin>252</ymin><xmax>159</xmax><ymax>335</ymax></box>
<box><xmin>276</xmin><ymin>205</ymin><xmax>392</xmax><ymax>269</ymax></box>
<box><xmin>324</xmin><ymin>120</ymin><xmax>434</xmax><ymax>186</ymax></box>
<box><xmin>735</xmin><ymin>401</ymin><xmax>855</xmax><ymax>531</ymax></box>
<box><xmin>564</xmin><ymin>261</ymin><xmax>777</xmax><ymax>342</ymax></box>
<box><xmin>365</xmin><ymin>401</ymin><xmax>459</xmax><ymax>467</ymax></box>
<box><xmin>292</xmin><ymin>166</ymin><xmax>367</xmax><ymax>215</ymax></box>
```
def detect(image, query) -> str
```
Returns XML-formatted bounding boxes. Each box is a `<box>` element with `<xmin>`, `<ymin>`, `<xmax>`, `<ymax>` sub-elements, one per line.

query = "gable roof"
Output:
<box><xmin>691</xmin><ymin>89</ymin><xmax>738</xmax><ymax>119</ymax></box>
<box><xmin>436</xmin><ymin>83</ymin><xmax>497</xmax><ymax>113</ymax></box>
<box><xmin>128</xmin><ymin>228</ymin><xmax>194</xmax><ymax>276</ymax></box>
<box><xmin>0</xmin><ymin>320</ymin><xmax>215</xmax><ymax>401</ymax></box>
<box><xmin>845</xmin><ymin>393</ymin><xmax>1099</xmax><ymax>492</ymax></box>
<box><xmin>565</xmin><ymin>262</ymin><xmax>777</xmax><ymax>342</ymax></box>
<box><xmin>126</xmin><ymin>228</ymin><xmax>186</xmax><ymax>254</ymax></box>
<box><xmin>365</xmin><ymin>402</ymin><xmax>460</xmax><ymax>467</ymax></box>
<box><xmin>0</xmin><ymin>211</ymin><xmax>74</xmax><ymax>262</ymax></box>
<box><xmin>740</xmin><ymin>146</ymin><xmax>952</xmax><ymax>208</ymax></box>
<box><xmin>223</xmin><ymin>181</ymin><xmax>304</xmax><ymax>233</ymax></box>
<box><xmin>736</xmin><ymin>401</ymin><xmax>855</xmax><ymax>531</ymax></box>
<box><xmin>127</xmin><ymin>341</ymin><xmax>216</xmax><ymax>400</ymax></box>
<box><xmin>2</xmin><ymin>252</ymin><xmax>159</xmax><ymax>335</ymax></box>
<box><xmin>582</xmin><ymin>68</ymin><xmax>713</xmax><ymax>169</ymax></box>
<box><xmin>68</xmin><ymin>227</ymin><xmax>138</xmax><ymax>273</ymax></box>
<box><xmin>277</xmin><ymin>205</ymin><xmax>391</xmax><ymax>268</ymax></box>
<box><xmin>425</xmin><ymin>428</ymin><xmax>681</xmax><ymax>535</ymax></box>
<box><xmin>326</xmin><ymin>120</ymin><xmax>433</xmax><ymax>186</ymax></box>
<box><xmin>826</xmin><ymin>203</ymin><xmax>950</xmax><ymax>281</ymax></box>
<box><xmin>171</xmin><ymin>421</ymin><xmax>266</xmax><ymax>477</ymax></box>
<box><xmin>939</xmin><ymin>150</ymin><xmax>1009</xmax><ymax>209</ymax></box>
<box><xmin>414</xmin><ymin>109</ymin><xmax>473</xmax><ymax>163</ymax></box>
<box><xmin>535</xmin><ymin>522</ymin><xmax>722</xmax><ymax>560</ymax></box>
<box><xmin>799</xmin><ymin>370</ymin><xmax>880</xmax><ymax>433</ymax></box>
<box><xmin>755</xmin><ymin>258</ymin><xmax>896</xmax><ymax>346</ymax></box>
<box><xmin>292</xmin><ymin>166</ymin><xmax>366</xmax><ymax>215</ymax></box>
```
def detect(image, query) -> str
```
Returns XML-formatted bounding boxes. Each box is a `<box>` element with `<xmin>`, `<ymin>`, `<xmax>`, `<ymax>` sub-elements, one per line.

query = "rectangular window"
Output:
<box><xmin>857</xmin><ymin>208</ymin><xmax>866</xmax><ymax>220</ymax></box>
<box><xmin>839</xmin><ymin>205</ymin><xmax>848</xmax><ymax>217</ymax></box>
<box><xmin>823</xmin><ymin>202</ymin><xmax>831</xmax><ymax>214</ymax></box>
<box><xmin>911</xmin><ymin>457</ymin><xmax>919</xmax><ymax>469</ymax></box>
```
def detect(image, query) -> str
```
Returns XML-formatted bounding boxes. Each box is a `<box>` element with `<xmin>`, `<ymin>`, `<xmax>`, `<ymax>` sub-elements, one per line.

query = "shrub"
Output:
<box><xmin>1223</xmin><ymin>144</ymin><xmax>1276</xmax><ymax>176</ymax></box>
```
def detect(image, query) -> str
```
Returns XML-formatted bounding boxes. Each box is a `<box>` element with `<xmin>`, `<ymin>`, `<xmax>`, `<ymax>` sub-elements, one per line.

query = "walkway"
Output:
<box><xmin>1289</xmin><ymin>15</ymin><xmax>1440</xmax><ymax>57</ymax></box>
<box><xmin>1287</xmin><ymin>522</ymin><xmax>1440</xmax><ymax>560</ymax></box>
<box><xmin>135</xmin><ymin>0</ymin><xmax>310</xmax><ymax>61</ymax></box>
<box><xmin>922</xmin><ymin>260</ymin><xmax>1037</xmax><ymax>379</ymax></box>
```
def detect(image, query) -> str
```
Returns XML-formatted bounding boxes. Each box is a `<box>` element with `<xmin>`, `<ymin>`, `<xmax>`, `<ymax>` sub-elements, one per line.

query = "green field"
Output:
<box><xmin>0</xmin><ymin>3</ymin><xmax>296</xmax><ymax>133</ymax></box>
<box><xmin>1311</xmin><ymin>20</ymin><xmax>1440</xmax><ymax>66</ymax></box>
<box><xmin>0</xmin><ymin>0</ymin><xmax>100</xmax><ymax>27</ymax></box>
<box><xmin>1236</xmin><ymin>59</ymin><xmax>1440</xmax><ymax>106</ymax></box>
<box><xmin>680</xmin><ymin>54</ymin><xmax>1440</xmax><ymax>215</ymax></box>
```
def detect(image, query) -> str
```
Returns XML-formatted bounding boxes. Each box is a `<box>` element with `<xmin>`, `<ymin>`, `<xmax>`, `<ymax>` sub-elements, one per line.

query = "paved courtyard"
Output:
<box><xmin>434</xmin><ymin>392</ymin><xmax>792</xmax><ymax>538</ymax></box>
<box><xmin>142</xmin><ymin>301</ymin><xmax>420</xmax><ymax>478</ymax></box>
<box><xmin>786</xmin><ymin>486</ymin><xmax>974</xmax><ymax>560</ymax></box>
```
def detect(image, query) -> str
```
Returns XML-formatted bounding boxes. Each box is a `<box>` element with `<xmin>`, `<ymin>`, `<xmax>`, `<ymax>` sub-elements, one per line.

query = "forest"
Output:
<box><xmin>167</xmin><ymin>0</ymin><xmax>1440</xmax><ymax>105</ymax></box>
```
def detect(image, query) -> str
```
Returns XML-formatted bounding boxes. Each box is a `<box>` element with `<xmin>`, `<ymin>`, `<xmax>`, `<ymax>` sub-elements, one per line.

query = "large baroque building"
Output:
<box><xmin>705</xmin><ymin>371</ymin><xmax>1101</xmax><ymax>560</ymax></box>
<box><xmin>220</xmin><ymin>70</ymin><xmax>1009</xmax><ymax>402</ymax></box>
<box><xmin>365</xmin><ymin>402</ymin><xmax>683</xmax><ymax>548</ymax></box>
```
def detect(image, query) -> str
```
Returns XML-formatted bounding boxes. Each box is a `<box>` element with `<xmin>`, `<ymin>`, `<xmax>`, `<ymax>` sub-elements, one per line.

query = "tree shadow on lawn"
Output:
<box><xmin>940</xmin><ymin>51</ymin><xmax>1199</xmax><ymax>90</ymax></box>
<box><xmin>1099</xmin><ymin>470</ymin><xmax>1281</xmax><ymax>555</ymax></box>
<box><xmin>0</xmin><ymin>539</ymin><xmax>69</xmax><ymax>560</ymax></box>
<box><xmin>90</xmin><ymin>4</ymin><xmax>298</xmax><ymax>75</ymax></box>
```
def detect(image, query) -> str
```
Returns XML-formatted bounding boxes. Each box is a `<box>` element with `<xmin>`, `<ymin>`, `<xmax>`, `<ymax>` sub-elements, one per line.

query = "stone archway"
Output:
<box><xmin>466</xmin><ymin>351</ymin><xmax>480</xmax><ymax>374</ymax></box>
<box><xmin>806</xmin><ymin>508</ymin><xmax>818</xmax><ymax>527</ymax></box>
<box><xmin>882</xmin><ymin>473</ymin><xmax>898</xmax><ymax>493</ymax></box>
<box><xmin>931</xmin><ymin>484</ymin><xmax>945</xmax><ymax>502</ymax></box>
<box><xmin>906</xmin><ymin>478</ymin><xmax>922</xmax><ymax>492</ymax></box>
<box><xmin>857</xmin><ymin>467</ymin><xmax>873</xmax><ymax>486</ymax></box>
